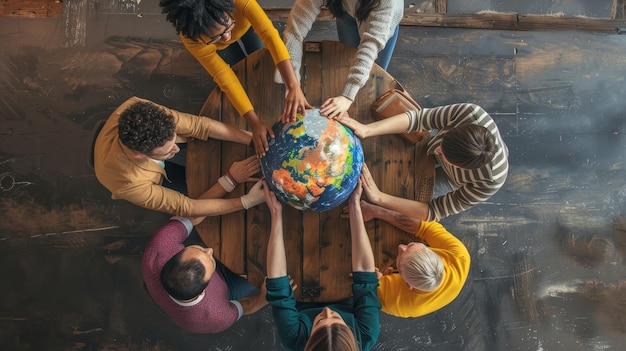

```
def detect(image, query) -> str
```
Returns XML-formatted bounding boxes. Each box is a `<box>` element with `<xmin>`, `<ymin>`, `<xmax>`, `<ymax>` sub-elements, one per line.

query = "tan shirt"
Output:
<box><xmin>94</xmin><ymin>97</ymin><xmax>213</xmax><ymax>216</ymax></box>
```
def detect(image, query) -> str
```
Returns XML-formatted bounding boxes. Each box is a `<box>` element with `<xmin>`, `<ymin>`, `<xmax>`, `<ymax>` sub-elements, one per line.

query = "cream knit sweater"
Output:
<box><xmin>277</xmin><ymin>0</ymin><xmax>404</xmax><ymax>100</ymax></box>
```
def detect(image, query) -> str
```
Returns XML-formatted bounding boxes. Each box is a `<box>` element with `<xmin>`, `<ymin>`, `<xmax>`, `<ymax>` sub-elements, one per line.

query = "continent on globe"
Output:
<box><xmin>260</xmin><ymin>109</ymin><xmax>364</xmax><ymax>212</ymax></box>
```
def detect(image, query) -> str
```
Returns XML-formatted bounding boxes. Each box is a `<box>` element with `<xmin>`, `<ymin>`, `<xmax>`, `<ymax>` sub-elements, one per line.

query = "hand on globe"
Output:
<box><xmin>336</xmin><ymin>113</ymin><xmax>368</xmax><ymax>139</ymax></box>
<box><xmin>320</xmin><ymin>95</ymin><xmax>353</xmax><ymax>119</ymax></box>
<box><xmin>360</xmin><ymin>164</ymin><xmax>383</xmax><ymax>205</ymax></box>
<box><xmin>262</xmin><ymin>179</ymin><xmax>282</xmax><ymax>215</ymax></box>
<box><xmin>281</xmin><ymin>85</ymin><xmax>312</xmax><ymax>124</ymax></box>
<box><xmin>248</xmin><ymin>117</ymin><xmax>274</xmax><ymax>158</ymax></box>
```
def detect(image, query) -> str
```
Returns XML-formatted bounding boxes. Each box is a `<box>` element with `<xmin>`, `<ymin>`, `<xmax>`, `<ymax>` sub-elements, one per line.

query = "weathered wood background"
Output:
<box><xmin>1</xmin><ymin>0</ymin><xmax>626</xmax><ymax>350</ymax></box>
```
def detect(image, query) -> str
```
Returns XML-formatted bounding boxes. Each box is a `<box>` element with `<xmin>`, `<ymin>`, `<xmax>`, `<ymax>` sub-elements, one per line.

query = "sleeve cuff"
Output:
<box><xmin>266</xmin><ymin>276</ymin><xmax>291</xmax><ymax>290</ymax></box>
<box><xmin>230</xmin><ymin>300</ymin><xmax>244</xmax><ymax>320</ymax></box>
<box><xmin>170</xmin><ymin>217</ymin><xmax>193</xmax><ymax>236</ymax></box>
<box><xmin>352</xmin><ymin>271</ymin><xmax>379</xmax><ymax>284</ymax></box>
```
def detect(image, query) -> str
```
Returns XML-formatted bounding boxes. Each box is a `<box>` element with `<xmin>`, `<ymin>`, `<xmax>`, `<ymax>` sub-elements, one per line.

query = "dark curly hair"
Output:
<box><xmin>118</xmin><ymin>101</ymin><xmax>176</xmax><ymax>154</ymax></box>
<box><xmin>159</xmin><ymin>0</ymin><xmax>234</xmax><ymax>41</ymax></box>
<box><xmin>160</xmin><ymin>250</ymin><xmax>209</xmax><ymax>301</ymax></box>
<box><xmin>441</xmin><ymin>124</ymin><xmax>496</xmax><ymax>169</ymax></box>
<box><xmin>326</xmin><ymin>0</ymin><xmax>380</xmax><ymax>22</ymax></box>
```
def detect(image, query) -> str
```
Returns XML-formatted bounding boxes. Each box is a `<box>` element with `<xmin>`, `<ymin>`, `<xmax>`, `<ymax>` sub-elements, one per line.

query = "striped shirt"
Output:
<box><xmin>406</xmin><ymin>104</ymin><xmax>509</xmax><ymax>221</ymax></box>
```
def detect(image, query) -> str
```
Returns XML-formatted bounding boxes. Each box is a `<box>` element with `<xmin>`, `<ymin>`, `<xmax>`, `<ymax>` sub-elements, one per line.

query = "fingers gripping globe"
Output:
<box><xmin>260</xmin><ymin>109</ymin><xmax>364</xmax><ymax>212</ymax></box>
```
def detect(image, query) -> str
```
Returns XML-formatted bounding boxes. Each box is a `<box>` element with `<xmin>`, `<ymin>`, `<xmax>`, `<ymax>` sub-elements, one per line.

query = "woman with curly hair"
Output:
<box><xmin>160</xmin><ymin>0</ymin><xmax>311</xmax><ymax>158</ymax></box>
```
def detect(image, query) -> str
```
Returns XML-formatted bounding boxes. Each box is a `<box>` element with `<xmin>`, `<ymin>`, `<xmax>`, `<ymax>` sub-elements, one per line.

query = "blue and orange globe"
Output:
<box><xmin>260</xmin><ymin>109</ymin><xmax>364</xmax><ymax>212</ymax></box>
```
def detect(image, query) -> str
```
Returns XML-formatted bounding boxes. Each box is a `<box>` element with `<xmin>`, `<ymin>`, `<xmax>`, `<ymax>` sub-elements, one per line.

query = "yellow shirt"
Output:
<box><xmin>181</xmin><ymin>0</ymin><xmax>290</xmax><ymax>116</ymax></box>
<box><xmin>377</xmin><ymin>221</ymin><xmax>471</xmax><ymax>318</ymax></box>
<box><xmin>94</xmin><ymin>97</ymin><xmax>214</xmax><ymax>216</ymax></box>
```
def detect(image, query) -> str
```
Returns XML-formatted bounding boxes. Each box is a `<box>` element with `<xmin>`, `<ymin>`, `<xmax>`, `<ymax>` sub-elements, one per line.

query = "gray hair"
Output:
<box><xmin>398</xmin><ymin>248</ymin><xmax>444</xmax><ymax>291</ymax></box>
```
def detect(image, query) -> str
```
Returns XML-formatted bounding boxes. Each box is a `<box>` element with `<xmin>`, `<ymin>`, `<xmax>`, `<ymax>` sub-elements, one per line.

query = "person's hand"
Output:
<box><xmin>228</xmin><ymin>156</ymin><xmax>261</xmax><ymax>184</ymax></box>
<box><xmin>249</xmin><ymin>118</ymin><xmax>274</xmax><ymax>158</ymax></box>
<box><xmin>349</xmin><ymin>179</ymin><xmax>363</xmax><ymax>206</ymax></box>
<box><xmin>360</xmin><ymin>164</ymin><xmax>383</xmax><ymax>204</ymax></box>
<box><xmin>336</xmin><ymin>113</ymin><xmax>368</xmax><ymax>139</ymax></box>
<box><xmin>281</xmin><ymin>85</ymin><xmax>313</xmax><ymax>123</ymax></box>
<box><xmin>320</xmin><ymin>95</ymin><xmax>353</xmax><ymax>119</ymax></box>
<box><xmin>341</xmin><ymin>200</ymin><xmax>376</xmax><ymax>222</ymax></box>
<box><xmin>262</xmin><ymin>180</ymin><xmax>282</xmax><ymax>215</ymax></box>
<box><xmin>375</xmin><ymin>267</ymin><xmax>382</xmax><ymax>279</ymax></box>
<box><xmin>289</xmin><ymin>277</ymin><xmax>298</xmax><ymax>292</ymax></box>
<box><xmin>241</xmin><ymin>180</ymin><xmax>266</xmax><ymax>209</ymax></box>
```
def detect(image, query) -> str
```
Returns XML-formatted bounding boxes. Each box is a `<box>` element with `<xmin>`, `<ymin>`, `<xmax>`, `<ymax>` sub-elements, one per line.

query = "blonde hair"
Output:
<box><xmin>398</xmin><ymin>248</ymin><xmax>444</xmax><ymax>291</ymax></box>
<box><xmin>304</xmin><ymin>323</ymin><xmax>358</xmax><ymax>351</ymax></box>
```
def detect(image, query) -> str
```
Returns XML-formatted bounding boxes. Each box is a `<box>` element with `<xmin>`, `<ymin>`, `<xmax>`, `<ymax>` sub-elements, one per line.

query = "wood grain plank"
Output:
<box><xmin>317</xmin><ymin>41</ymin><xmax>356</xmax><ymax>302</ymax></box>
<box><xmin>214</xmin><ymin>55</ymin><xmax>254</xmax><ymax>275</ymax></box>
<box><xmin>243</xmin><ymin>49</ymin><xmax>280</xmax><ymax>282</ymax></box>
<box><xmin>299</xmin><ymin>43</ymin><xmax>323</xmax><ymax>301</ymax></box>
<box><xmin>0</xmin><ymin>0</ymin><xmax>63</xmax><ymax>18</ymax></box>
<box><xmin>190</xmin><ymin>89</ymin><xmax>223</xmax><ymax>252</ymax></box>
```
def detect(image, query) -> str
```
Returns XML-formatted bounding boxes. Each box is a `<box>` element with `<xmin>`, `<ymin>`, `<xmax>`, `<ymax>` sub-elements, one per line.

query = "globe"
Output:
<box><xmin>260</xmin><ymin>109</ymin><xmax>364</xmax><ymax>212</ymax></box>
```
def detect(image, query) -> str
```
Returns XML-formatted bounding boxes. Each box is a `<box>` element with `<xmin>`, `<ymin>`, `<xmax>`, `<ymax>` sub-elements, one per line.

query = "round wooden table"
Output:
<box><xmin>187</xmin><ymin>41</ymin><xmax>434</xmax><ymax>302</ymax></box>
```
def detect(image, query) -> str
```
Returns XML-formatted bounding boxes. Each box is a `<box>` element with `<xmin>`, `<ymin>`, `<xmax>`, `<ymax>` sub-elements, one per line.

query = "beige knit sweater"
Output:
<box><xmin>277</xmin><ymin>0</ymin><xmax>404</xmax><ymax>100</ymax></box>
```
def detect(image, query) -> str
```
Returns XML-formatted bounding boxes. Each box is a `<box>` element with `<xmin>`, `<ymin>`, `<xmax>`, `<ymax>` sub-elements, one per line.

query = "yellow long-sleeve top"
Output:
<box><xmin>377</xmin><ymin>221</ymin><xmax>471</xmax><ymax>318</ymax></box>
<box><xmin>181</xmin><ymin>0</ymin><xmax>290</xmax><ymax>117</ymax></box>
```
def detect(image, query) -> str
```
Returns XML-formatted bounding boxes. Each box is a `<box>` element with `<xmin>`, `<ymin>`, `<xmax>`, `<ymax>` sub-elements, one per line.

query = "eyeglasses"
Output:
<box><xmin>204</xmin><ymin>19</ymin><xmax>236</xmax><ymax>45</ymax></box>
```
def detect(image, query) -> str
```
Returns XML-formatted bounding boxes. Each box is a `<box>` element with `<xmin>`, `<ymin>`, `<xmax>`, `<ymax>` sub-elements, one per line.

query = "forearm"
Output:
<box><xmin>188</xmin><ymin>197</ymin><xmax>244</xmax><ymax>217</ymax></box>
<box><xmin>197</xmin><ymin>182</ymin><xmax>229</xmax><ymax>200</ymax></box>
<box><xmin>276</xmin><ymin>59</ymin><xmax>300</xmax><ymax>91</ymax></box>
<box><xmin>266</xmin><ymin>217</ymin><xmax>287</xmax><ymax>278</ymax></box>
<box><xmin>208</xmin><ymin>119</ymin><xmax>252</xmax><ymax>145</ymax></box>
<box><xmin>372</xmin><ymin>205</ymin><xmax>423</xmax><ymax>234</ymax></box>
<box><xmin>375</xmin><ymin>192</ymin><xmax>429</xmax><ymax>221</ymax></box>
<box><xmin>242</xmin><ymin>110</ymin><xmax>262</xmax><ymax>128</ymax></box>
<box><xmin>350</xmin><ymin>205</ymin><xmax>375</xmax><ymax>272</ymax></box>
<box><xmin>240</xmin><ymin>294</ymin><xmax>268</xmax><ymax>315</ymax></box>
<box><xmin>363</xmin><ymin>112</ymin><xmax>411</xmax><ymax>138</ymax></box>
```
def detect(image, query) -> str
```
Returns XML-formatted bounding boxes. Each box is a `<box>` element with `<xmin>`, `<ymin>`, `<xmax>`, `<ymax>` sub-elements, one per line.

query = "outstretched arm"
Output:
<box><xmin>358</xmin><ymin>200</ymin><xmax>422</xmax><ymax>234</ymax></box>
<box><xmin>188</xmin><ymin>179</ymin><xmax>265</xmax><ymax>217</ymax></box>
<box><xmin>239</xmin><ymin>280</ymin><xmax>268</xmax><ymax>315</ymax></box>
<box><xmin>264</xmin><ymin>181</ymin><xmax>287</xmax><ymax>278</ymax></box>
<box><xmin>277</xmin><ymin>59</ymin><xmax>312</xmax><ymax>123</ymax></box>
<box><xmin>349</xmin><ymin>180</ymin><xmax>375</xmax><ymax>272</ymax></box>
<box><xmin>360</xmin><ymin>163</ymin><xmax>429</xmax><ymax>221</ymax></box>
<box><xmin>337</xmin><ymin>112</ymin><xmax>412</xmax><ymax>139</ymax></box>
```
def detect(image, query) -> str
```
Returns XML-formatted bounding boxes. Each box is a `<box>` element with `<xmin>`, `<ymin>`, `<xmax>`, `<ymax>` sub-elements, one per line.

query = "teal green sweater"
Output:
<box><xmin>266</xmin><ymin>272</ymin><xmax>381</xmax><ymax>351</ymax></box>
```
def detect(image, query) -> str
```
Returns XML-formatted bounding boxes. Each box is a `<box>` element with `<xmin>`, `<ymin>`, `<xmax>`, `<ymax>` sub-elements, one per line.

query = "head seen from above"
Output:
<box><xmin>118</xmin><ymin>101</ymin><xmax>178</xmax><ymax>160</ymax></box>
<box><xmin>396</xmin><ymin>242</ymin><xmax>444</xmax><ymax>292</ymax></box>
<box><xmin>305</xmin><ymin>307</ymin><xmax>358</xmax><ymax>351</ymax></box>
<box><xmin>160</xmin><ymin>245</ymin><xmax>216</xmax><ymax>301</ymax></box>
<box><xmin>159</xmin><ymin>0</ymin><xmax>235</xmax><ymax>42</ymax></box>
<box><xmin>441</xmin><ymin>124</ymin><xmax>496</xmax><ymax>169</ymax></box>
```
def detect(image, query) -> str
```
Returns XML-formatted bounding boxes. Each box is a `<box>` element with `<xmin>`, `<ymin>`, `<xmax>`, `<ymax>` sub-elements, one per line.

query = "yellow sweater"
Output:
<box><xmin>181</xmin><ymin>0</ymin><xmax>290</xmax><ymax>116</ymax></box>
<box><xmin>377</xmin><ymin>221</ymin><xmax>471</xmax><ymax>318</ymax></box>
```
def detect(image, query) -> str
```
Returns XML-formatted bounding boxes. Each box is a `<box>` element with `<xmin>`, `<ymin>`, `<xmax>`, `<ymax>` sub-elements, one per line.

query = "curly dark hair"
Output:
<box><xmin>118</xmin><ymin>101</ymin><xmax>176</xmax><ymax>154</ymax></box>
<box><xmin>160</xmin><ymin>250</ymin><xmax>209</xmax><ymax>301</ymax></box>
<box><xmin>441</xmin><ymin>124</ymin><xmax>496</xmax><ymax>170</ymax></box>
<box><xmin>159</xmin><ymin>0</ymin><xmax>234</xmax><ymax>41</ymax></box>
<box><xmin>326</xmin><ymin>0</ymin><xmax>380</xmax><ymax>22</ymax></box>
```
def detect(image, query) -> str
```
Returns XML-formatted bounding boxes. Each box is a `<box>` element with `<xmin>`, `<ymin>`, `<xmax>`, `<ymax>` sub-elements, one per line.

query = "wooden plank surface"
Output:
<box><xmin>264</xmin><ymin>9</ymin><xmax>626</xmax><ymax>33</ymax></box>
<box><xmin>300</xmin><ymin>42</ymin><xmax>323</xmax><ymax>301</ymax></box>
<box><xmin>0</xmin><ymin>0</ymin><xmax>63</xmax><ymax>18</ymax></box>
<box><xmin>188</xmin><ymin>89</ymin><xmax>223</xmax><ymax>254</ymax></box>
<box><xmin>187</xmin><ymin>41</ymin><xmax>435</xmax><ymax>302</ymax></box>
